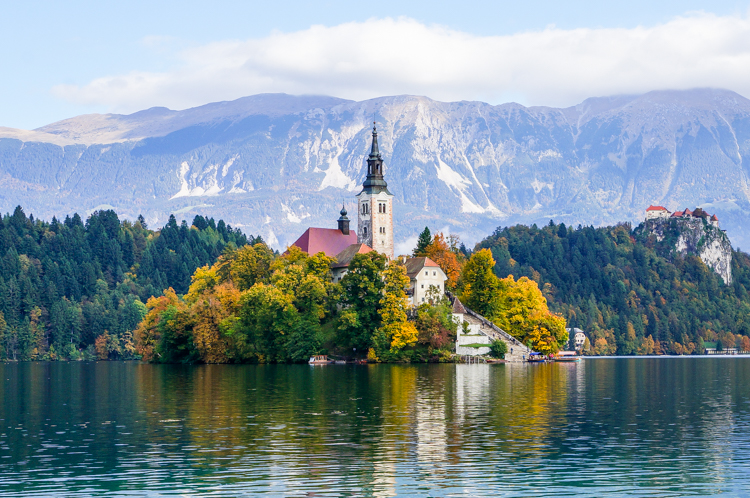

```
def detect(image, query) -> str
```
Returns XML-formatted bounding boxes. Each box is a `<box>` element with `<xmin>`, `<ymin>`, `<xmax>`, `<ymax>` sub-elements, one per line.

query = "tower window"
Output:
<box><xmin>378</xmin><ymin>202</ymin><xmax>387</xmax><ymax>213</ymax></box>
<box><xmin>363</xmin><ymin>226</ymin><xmax>367</xmax><ymax>236</ymax></box>
<box><xmin>362</xmin><ymin>203</ymin><xmax>369</xmax><ymax>214</ymax></box>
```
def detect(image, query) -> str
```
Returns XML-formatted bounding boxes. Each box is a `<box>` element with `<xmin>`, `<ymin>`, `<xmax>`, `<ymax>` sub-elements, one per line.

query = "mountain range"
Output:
<box><xmin>1</xmin><ymin>88</ymin><xmax>750</xmax><ymax>250</ymax></box>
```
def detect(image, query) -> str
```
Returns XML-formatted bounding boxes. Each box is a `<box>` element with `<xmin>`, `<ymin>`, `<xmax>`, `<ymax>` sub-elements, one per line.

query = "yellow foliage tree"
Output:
<box><xmin>229</xmin><ymin>243</ymin><xmax>274</xmax><ymax>291</ymax></box>
<box><xmin>134</xmin><ymin>288</ymin><xmax>181</xmax><ymax>361</ymax></box>
<box><xmin>191</xmin><ymin>282</ymin><xmax>241</xmax><ymax>363</ymax></box>
<box><xmin>377</xmin><ymin>261</ymin><xmax>418</xmax><ymax>357</ymax></box>
<box><xmin>492</xmin><ymin>275</ymin><xmax>568</xmax><ymax>354</ymax></box>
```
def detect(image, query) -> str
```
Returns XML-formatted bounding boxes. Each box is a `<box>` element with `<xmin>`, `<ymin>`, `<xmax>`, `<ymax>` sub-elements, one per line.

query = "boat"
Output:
<box><xmin>553</xmin><ymin>351</ymin><xmax>581</xmax><ymax>362</ymax></box>
<box><xmin>308</xmin><ymin>355</ymin><xmax>334</xmax><ymax>365</ymax></box>
<box><xmin>526</xmin><ymin>352</ymin><xmax>548</xmax><ymax>363</ymax></box>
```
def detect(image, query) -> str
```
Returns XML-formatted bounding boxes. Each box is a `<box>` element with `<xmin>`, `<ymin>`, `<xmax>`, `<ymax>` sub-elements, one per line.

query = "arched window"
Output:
<box><xmin>363</xmin><ymin>226</ymin><xmax>367</xmax><ymax>236</ymax></box>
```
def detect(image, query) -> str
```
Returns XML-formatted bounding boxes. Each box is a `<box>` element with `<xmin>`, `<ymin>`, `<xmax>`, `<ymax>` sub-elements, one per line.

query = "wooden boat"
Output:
<box><xmin>526</xmin><ymin>352</ymin><xmax>548</xmax><ymax>363</ymax></box>
<box><xmin>308</xmin><ymin>355</ymin><xmax>333</xmax><ymax>365</ymax></box>
<box><xmin>553</xmin><ymin>351</ymin><xmax>581</xmax><ymax>362</ymax></box>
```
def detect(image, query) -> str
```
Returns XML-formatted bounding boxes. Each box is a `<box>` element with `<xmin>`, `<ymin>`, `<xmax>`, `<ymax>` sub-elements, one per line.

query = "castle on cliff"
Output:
<box><xmin>645</xmin><ymin>205</ymin><xmax>719</xmax><ymax>228</ymax></box>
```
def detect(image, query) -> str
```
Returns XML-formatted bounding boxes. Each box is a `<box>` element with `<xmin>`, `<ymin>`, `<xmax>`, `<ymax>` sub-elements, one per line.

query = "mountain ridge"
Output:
<box><xmin>1</xmin><ymin>88</ymin><xmax>750</xmax><ymax>250</ymax></box>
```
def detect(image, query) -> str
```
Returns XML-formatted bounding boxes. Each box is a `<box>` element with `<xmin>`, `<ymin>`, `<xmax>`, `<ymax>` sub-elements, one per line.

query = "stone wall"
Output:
<box><xmin>453</xmin><ymin>301</ymin><xmax>532</xmax><ymax>362</ymax></box>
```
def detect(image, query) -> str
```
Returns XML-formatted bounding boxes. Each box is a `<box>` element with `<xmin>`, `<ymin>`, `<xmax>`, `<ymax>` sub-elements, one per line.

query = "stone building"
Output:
<box><xmin>645</xmin><ymin>205</ymin><xmax>671</xmax><ymax>220</ymax></box>
<box><xmin>356</xmin><ymin>125</ymin><xmax>394</xmax><ymax>260</ymax></box>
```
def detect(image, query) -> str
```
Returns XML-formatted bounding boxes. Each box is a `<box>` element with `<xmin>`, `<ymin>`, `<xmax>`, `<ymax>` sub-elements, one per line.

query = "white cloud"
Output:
<box><xmin>54</xmin><ymin>13</ymin><xmax>750</xmax><ymax>112</ymax></box>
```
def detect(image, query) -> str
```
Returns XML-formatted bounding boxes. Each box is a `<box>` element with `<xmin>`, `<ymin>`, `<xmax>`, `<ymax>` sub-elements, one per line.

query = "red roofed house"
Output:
<box><xmin>330</xmin><ymin>243</ymin><xmax>373</xmax><ymax>283</ymax></box>
<box><xmin>671</xmin><ymin>210</ymin><xmax>684</xmax><ymax>218</ymax></box>
<box><xmin>645</xmin><ymin>205</ymin><xmax>671</xmax><ymax>220</ymax></box>
<box><xmin>404</xmin><ymin>257</ymin><xmax>447</xmax><ymax>306</ymax></box>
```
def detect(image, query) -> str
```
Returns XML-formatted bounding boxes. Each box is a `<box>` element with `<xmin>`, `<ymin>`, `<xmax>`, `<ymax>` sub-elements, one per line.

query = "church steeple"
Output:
<box><xmin>362</xmin><ymin>123</ymin><xmax>391</xmax><ymax>195</ymax></box>
<box><xmin>356</xmin><ymin>122</ymin><xmax>395</xmax><ymax>259</ymax></box>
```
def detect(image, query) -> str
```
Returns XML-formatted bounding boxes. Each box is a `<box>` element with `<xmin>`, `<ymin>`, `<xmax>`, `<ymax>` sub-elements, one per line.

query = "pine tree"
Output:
<box><xmin>414</xmin><ymin>227</ymin><xmax>431</xmax><ymax>256</ymax></box>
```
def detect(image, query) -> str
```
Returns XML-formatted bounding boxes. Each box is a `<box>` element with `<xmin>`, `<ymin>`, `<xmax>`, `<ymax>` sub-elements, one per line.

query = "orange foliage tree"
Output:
<box><xmin>424</xmin><ymin>233</ymin><xmax>462</xmax><ymax>289</ymax></box>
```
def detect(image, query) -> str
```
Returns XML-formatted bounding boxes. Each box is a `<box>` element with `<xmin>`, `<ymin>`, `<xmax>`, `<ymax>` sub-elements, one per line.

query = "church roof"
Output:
<box><xmin>331</xmin><ymin>243</ymin><xmax>373</xmax><ymax>269</ymax></box>
<box><xmin>404</xmin><ymin>257</ymin><xmax>441</xmax><ymax>278</ymax></box>
<box><xmin>290</xmin><ymin>227</ymin><xmax>358</xmax><ymax>258</ymax></box>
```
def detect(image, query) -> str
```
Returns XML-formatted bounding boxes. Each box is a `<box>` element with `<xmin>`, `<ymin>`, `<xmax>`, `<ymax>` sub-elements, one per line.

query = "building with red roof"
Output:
<box><xmin>330</xmin><ymin>243</ymin><xmax>373</xmax><ymax>282</ymax></box>
<box><xmin>404</xmin><ymin>257</ymin><xmax>447</xmax><ymax>306</ymax></box>
<box><xmin>645</xmin><ymin>205</ymin><xmax>671</xmax><ymax>220</ymax></box>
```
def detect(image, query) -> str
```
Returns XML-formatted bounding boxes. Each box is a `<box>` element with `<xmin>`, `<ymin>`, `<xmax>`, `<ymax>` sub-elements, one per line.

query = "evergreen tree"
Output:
<box><xmin>414</xmin><ymin>227</ymin><xmax>432</xmax><ymax>256</ymax></box>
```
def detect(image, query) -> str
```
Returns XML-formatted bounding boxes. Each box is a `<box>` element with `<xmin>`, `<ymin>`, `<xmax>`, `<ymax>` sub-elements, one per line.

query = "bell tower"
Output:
<box><xmin>357</xmin><ymin>124</ymin><xmax>394</xmax><ymax>259</ymax></box>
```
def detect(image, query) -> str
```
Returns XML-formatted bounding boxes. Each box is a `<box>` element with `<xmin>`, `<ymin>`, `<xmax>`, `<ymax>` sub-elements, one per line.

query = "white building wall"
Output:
<box><xmin>646</xmin><ymin>210</ymin><xmax>670</xmax><ymax>220</ymax></box>
<box><xmin>411</xmin><ymin>268</ymin><xmax>447</xmax><ymax>306</ymax></box>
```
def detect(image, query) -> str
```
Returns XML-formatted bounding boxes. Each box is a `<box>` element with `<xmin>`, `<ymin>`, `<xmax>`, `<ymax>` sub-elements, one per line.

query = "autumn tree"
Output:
<box><xmin>373</xmin><ymin>261</ymin><xmax>419</xmax><ymax>360</ymax></box>
<box><xmin>425</xmin><ymin>233</ymin><xmax>462</xmax><ymax>289</ymax></box>
<box><xmin>230</xmin><ymin>243</ymin><xmax>274</xmax><ymax>291</ymax></box>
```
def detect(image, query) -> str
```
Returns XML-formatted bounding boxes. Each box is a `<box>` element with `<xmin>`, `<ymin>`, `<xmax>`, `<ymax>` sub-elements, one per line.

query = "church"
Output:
<box><xmin>289</xmin><ymin>124</ymin><xmax>447</xmax><ymax>306</ymax></box>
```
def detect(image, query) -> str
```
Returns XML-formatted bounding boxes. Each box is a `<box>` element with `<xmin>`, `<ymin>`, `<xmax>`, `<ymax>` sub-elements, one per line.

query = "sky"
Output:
<box><xmin>3</xmin><ymin>0</ymin><xmax>750</xmax><ymax>130</ymax></box>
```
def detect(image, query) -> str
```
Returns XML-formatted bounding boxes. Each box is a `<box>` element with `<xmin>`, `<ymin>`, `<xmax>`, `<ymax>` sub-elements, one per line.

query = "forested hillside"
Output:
<box><xmin>0</xmin><ymin>207</ymin><xmax>253</xmax><ymax>361</ymax></box>
<box><xmin>477</xmin><ymin>222</ymin><xmax>750</xmax><ymax>355</ymax></box>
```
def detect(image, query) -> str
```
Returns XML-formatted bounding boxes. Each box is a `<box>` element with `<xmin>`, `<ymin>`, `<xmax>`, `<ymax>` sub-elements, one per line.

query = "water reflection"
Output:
<box><xmin>2</xmin><ymin>359</ymin><xmax>750</xmax><ymax>496</ymax></box>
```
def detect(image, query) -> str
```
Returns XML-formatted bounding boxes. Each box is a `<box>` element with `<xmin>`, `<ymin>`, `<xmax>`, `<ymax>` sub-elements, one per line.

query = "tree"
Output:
<box><xmin>425</xmin><ymin>233</ymin><xmax>462</xmax><ymax>289</ymax></box>
<box><xmin>230</xmin><ymin>243</ymin><xmax>274</xmax><ymax>291</ymax></box>
<box><xmin>414</xmin><ymin>227</ymin><xmax>432</xmax><ymax>256</ymax></box>
<box><xmin>489</xmin><ymin>340</ymin><xmax>508</xmax><ymax>359</ymax></box>
<box><xmin>491</xmin><ymin>275</ymin><xmax>568</xmax><ymax>354</ymax></box>
<box><xmin>459</xmin><ymin>249</ymin><xmax>501</xmax><ymax>319</ymax></box>
<box><xmin>374</xmin><ymin>261</ymin><xmax>419</xmax><ymax>360</ymax></box>
<box><xmin>337</xmin><ymin>252</ymin><xmax>387</xmax><ymax>353</ymax></box>
<box><xmin>415</xmin><ymin>295</ymin><xmax>457</xmax><ymax>350</ymax></box>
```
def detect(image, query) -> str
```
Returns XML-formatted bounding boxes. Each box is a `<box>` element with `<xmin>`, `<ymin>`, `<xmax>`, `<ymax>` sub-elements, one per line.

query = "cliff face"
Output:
<box><xmin>642</xmin><ymin>217</ymin><xmax>733</xmax><ymax>284</ymax></box>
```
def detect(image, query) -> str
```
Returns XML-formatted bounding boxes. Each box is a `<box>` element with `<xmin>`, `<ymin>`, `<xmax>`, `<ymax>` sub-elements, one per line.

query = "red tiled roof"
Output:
<box><xmin>404</xmin><ymin>257</ymin><xmax>441</xmax><ymax>278</ymax></box>
<box><xmin>671</xmin><ymin>210</ymin><xmax>684</xmax><ymax>217</ymax></box>
<box><xmin>331</xmin><ymin>243</ymin><xmax>373</xmax><ymax>268</ymax></box>
<box><xmin>646</xmin><ymin>205</ymin><xmax>668</xmax><ymax>211</ymax></box>
<box><xmin>683</xmin><ymin>208</ymin><xmax>693</xmax><ymax>216</ymax></box>
<box><xmin>289</xmin><ymin>227</ymin><xmax>358</xmax><ymax>258</ymax></box>
<box><xmin>711</xmin><ymin>214</ymin><xmax>719</xmax><ymax>221</ymax></box>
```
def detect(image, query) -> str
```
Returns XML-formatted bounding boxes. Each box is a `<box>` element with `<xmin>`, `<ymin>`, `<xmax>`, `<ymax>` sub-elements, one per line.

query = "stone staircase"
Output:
<box><xmin>449</xmin><ymin>293</ymin><xmax>532</xmax><ymax>362</ymax></box>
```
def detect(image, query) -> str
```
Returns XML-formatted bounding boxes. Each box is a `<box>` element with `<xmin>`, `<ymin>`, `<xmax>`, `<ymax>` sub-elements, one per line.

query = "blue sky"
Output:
<box><xmin>3</xmin><ymin>0</ymin><xmax>750</xmax><ymax>129</ymax></box>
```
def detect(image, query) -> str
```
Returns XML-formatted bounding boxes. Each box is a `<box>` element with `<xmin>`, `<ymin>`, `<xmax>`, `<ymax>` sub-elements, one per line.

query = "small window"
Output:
<box><xmin>433</xmin><ymin>271</ymin><xmax>436</xmax><ymax>276</ymax></box>
<box><xmin>422</xmin><ymin>297</ymin><xmax>425</xmax><ymax>302</ymax></box>
<box><xmin>424</xmin><ymin>271</ymin><xmax>428</xmax><ymax>276</ymax></box>
<box><xmin>421</xmin><ymin>284</ymin><xmax>424</xmax><ymax>289</ymax></box>
<box><xmin>363</xmin><ymin>227</ymin><xmax>367</xmax><ymax>236</ymax></box>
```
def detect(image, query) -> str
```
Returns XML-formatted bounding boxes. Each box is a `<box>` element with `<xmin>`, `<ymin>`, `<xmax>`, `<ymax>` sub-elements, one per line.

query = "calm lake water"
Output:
<box><xmin>2</xmin><ymin>359</ymin><xmax>750</xmax><ymax>496</ymax></box>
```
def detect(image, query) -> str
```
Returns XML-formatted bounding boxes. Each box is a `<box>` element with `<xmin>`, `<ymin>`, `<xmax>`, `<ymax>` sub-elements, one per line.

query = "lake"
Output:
<box><xmin>2</xmin><ymin>358</ymin><xmax>750</xmax><ymax>496</ymax></box>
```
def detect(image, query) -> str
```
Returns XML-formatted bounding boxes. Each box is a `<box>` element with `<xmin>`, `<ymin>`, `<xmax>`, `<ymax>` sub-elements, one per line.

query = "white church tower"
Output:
<box><xmin>357</xmin><ymin>124</ymin><xmax>394</xmax><ymax>259</ymax></box>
